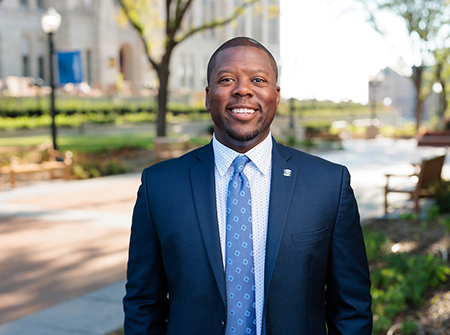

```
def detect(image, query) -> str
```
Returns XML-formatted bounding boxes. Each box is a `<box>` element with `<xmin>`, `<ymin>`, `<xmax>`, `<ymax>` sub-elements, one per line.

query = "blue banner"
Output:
<box><xmin>57</xmin><ymin>50</ymin><xmax>83</xmax><ymax>85</ymax></box>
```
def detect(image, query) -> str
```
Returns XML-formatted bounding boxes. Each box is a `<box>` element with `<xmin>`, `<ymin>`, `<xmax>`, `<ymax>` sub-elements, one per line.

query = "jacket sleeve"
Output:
<box><xmin>123</xmin><ymin>168</ymin><xmax>169</xmax><ymax>335</ymax></box>
<box><xmin>325</xmin><ymin>166</ymin><xmax>373</xmax><ymax>334</ymax></box>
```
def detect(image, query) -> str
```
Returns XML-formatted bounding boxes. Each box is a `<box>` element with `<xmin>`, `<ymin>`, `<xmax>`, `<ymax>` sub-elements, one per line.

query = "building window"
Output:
<box><xmin>20</xmin><ymin>0</ymin><xmax>28</xmax><ymax>7</ymax></box>
<box><xmin>86</xmin><ymin>49</ymin><xmax>92</xmax><ymax>84</ymax></box>
<box><xmin>22</xmin><ymin>55</ymin><xmax>30</xmax><ymax>77</ymax></box>
<box><xmin>185</xmin><ymin>7</ymin><xmax>193</xmax><ymax>30</ymax></box>
<box><xmin>187</xmin><ymin>55</ymin><xmax>194</xmax><ymax>87</ymax></box>
<box><xmin>202</xmin><ymin>0</ymin><xmax>207</xmax><ymax>37</ymax></box>
<box><xmin>236</xmin><ymin>15</ymin><xmax>245</xmax><ymax>36</ymax></box>
<box><xmin>233</xmin><ymin>0</ymin><xmax>246</xmax><ymax>36</ymax></box>
<box><xmin>178</xmin><ymin>55</ymin><xmax>186</xmax><ymax>87</ymax></box>
<box><xmin>38</xmin><ymin>56</ymin><xmax>45</xmax><ymax>80</ymax></box>
<box><xmin>37</xmin><ymin>40</ymin><xmax>45</xmax><ymax>81</ymax></box>
<box><xmin>252</xmin><ymin>12</ymin><xmax>262</xmax><ymax>41</ymax></box>
<box><xmin>268</xmin><ymin>17</ymin><xmax>279</xmax><ymax>45</ymax></box>
<box><xmin>201</xmin><ymin>55</ymin><xmax>208</xmax><ymax>87</ymax></box>
<box><xmin>21</xmin><ymin>38</ymin><xmax>31</xmax><ymax>77</ymax></box>
<box><xmin>37</xmin><ymin>0</ymin><xmax>44</xmax><ymax>9</ymax></box>
<box><xmin>210</xmin><ymin>1</ymin><xmax>216</xmax><ymax>38</ymax></box>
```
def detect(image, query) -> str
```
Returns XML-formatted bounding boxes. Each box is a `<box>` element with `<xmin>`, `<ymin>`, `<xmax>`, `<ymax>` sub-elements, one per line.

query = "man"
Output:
<box><xmin>123</xmin><ymin>37</ymin><xmax>372</xmax><ymax>335</ymax></box>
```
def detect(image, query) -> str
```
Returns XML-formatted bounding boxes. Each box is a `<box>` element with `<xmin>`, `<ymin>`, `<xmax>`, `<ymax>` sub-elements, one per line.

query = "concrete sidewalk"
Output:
<box><xmin>0</xmin><ymin>173</ymin><xmax>140</xmax><ymax>334</ymax></box>
<box><xmin>0</xmin><ymin>138</ymin><xmax>448</xmax><ymax>335</ymax></box>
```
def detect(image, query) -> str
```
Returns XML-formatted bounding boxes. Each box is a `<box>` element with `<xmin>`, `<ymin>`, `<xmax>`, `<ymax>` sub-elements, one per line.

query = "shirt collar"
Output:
<box><xmin>212</xmin><ymin>132</ymin><xmax>272</xmax><ymax>177</ymax></box>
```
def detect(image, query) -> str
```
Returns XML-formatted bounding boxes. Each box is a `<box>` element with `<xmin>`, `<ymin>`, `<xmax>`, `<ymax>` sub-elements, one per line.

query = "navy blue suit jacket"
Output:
<box><xmin>123</xmin><ymin>139</ymin><xmax>372</xmax><ymax>335</ymax></box>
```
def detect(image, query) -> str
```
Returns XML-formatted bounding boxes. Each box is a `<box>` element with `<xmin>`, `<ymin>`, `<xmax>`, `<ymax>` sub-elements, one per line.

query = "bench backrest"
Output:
<box><xmin>416</xmin><ymin>154</ymin><xmax>446</xmax><ymax>190</ymax></box>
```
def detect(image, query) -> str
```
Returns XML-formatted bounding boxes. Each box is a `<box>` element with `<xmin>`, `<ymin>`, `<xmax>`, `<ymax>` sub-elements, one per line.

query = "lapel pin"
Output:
<box><xmin>283</xmin><ymin>169</ymin><xmax>292</xmax><ymax>177</ymax></box>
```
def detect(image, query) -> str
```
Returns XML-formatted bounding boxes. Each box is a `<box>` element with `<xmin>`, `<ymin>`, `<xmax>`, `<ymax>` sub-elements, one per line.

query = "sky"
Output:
<box><xmin>279</xmin><ymin>0</ymin><xmax>412</xmax><ymax>104</ymax></box>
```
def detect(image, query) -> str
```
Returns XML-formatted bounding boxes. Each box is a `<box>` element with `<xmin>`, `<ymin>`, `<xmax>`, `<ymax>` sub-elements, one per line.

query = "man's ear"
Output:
<box><xmin>205</xmin><ymin>86</ymin><xmax>210</xmax><ymax>110</ymax></box>
<box><xmin>276</xmin><ymin>86</ymin><xmax>281</xmax><ymax>109</ymax></box>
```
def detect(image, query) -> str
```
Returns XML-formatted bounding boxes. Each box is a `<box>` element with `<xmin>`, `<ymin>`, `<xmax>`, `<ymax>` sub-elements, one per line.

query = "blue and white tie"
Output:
<box><xmin>225</xmin><ymin>155</ymin><xmax>256</xmax><ymax>335</ymax></box>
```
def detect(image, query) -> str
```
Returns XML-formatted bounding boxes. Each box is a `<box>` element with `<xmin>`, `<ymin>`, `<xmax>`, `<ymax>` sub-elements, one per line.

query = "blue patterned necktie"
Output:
<box><xmin>225</xmin><ymin>155</ymin><xmax>256</xmax><ymax>335</ymax></box>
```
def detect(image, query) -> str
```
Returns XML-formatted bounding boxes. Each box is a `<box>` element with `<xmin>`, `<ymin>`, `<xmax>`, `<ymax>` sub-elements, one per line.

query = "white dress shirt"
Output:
<box><xmin>212</xmin><ymin>133</ymin><xmax>272</xmax><ymax>335</ymax></box>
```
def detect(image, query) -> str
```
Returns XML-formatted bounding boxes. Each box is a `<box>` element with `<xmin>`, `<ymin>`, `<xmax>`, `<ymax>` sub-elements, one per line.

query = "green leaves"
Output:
<box><xmin>364</xmin><ymin>228</ymin><xmax>450</xmax><ymax>334</ymax></box>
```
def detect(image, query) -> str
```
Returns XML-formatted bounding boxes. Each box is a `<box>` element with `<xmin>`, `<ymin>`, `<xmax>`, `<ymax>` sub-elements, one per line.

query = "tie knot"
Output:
<box><xmin>233</xmin><ymin>155</ymin><xmax>250</xmax><ymax>174</ymax></box>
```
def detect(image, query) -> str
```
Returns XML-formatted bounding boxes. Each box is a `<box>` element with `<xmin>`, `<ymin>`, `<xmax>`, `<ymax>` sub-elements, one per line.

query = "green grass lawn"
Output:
<box><xmin>58</xmin><ymin>133</ymin><xmax>156</xmax><ymax>153</ymax></box>
<box><xmin>1</xmin><ymin>133</ymin><xmax>155</xmax><ymax>153</ymax></box>
<box><xmin>0</xmin><ymin>132</ymin><xmax>211</xmax><ymax>153</ymax></box>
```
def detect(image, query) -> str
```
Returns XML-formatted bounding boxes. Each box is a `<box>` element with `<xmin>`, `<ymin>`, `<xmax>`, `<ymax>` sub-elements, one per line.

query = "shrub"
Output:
<box><xmin>428</xmin><ymin>180</ymin><xmax>450</xmax><ymax>214</ymax></box>
<box><xmin>71</xmin><ymin>149</ymin><xmax>133</xmax><ymax>179</ymax></box>
<box><xmin>363</xmin><ymin>228</ymin><xmax>450</xmax><ymax>334</ymax></box>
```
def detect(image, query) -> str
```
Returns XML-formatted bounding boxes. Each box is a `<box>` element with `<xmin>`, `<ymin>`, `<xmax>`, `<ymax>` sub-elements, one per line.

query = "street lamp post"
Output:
<box><xmin>41</xmin><ymin>7</ymin><xmax>61</xmax><ymax>150</ymax></box>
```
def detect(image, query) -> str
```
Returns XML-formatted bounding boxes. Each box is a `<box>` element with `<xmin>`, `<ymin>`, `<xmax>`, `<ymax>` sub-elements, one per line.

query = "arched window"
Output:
<box><xmin>37</xmin><ymin>39</ymin><xmax>45</xmax><ymax>81</ymax></box>
<box><xmin>119</xmin><ymin>44</ymin><xmax>134</xmax><ymax>81</ymax></box>
<box><xmin>21</xmin><ymin>38</ymin><xmax>30</xmax><ymax>77</ymax></box>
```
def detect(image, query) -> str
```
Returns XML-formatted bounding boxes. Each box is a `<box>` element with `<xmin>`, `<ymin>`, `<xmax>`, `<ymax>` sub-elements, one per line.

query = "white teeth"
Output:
<box><xmin>231</xmin><ymin>108</ymin><xmax>255</xmax><ymax>114</ymax></box>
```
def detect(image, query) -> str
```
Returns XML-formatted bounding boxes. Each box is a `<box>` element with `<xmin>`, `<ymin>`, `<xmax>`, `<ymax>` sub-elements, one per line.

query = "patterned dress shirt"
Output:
<box><xmin>213</xmin><ymin>133</ymin><xmax>272</xmax><ymax>335</ymax></box>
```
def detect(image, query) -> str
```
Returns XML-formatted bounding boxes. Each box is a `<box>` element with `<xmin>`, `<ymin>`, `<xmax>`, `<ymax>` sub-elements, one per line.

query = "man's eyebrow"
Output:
<box><xmin>214</xmin><ymin>69</ymin><xmax>233</xmax><ymax>77</ymax></box>
<box><xmin>214</xmin><ymin>68</ymin><xmax>271</xmax><ymax>77</ymax></box>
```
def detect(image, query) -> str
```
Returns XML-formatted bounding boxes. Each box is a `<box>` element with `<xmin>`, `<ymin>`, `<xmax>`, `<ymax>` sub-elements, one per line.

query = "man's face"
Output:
<box><xmin>205</xmin><ymin>46</ymin><xmax>280</xmax><ymax>153</ymax></box>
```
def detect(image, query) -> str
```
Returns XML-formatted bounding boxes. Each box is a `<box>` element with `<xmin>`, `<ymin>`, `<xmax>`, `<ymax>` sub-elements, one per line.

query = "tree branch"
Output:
<box><xmin>171</xmin><ymin>0</ymin><xmax>193</xmax><ymax>44</ymax></box>
<box><xmin>175</xmin><ymin>0</ymin><xmax>184</xmax><ymax>19</ymax></box>
<box><xmin>175</xmin><ymin>0</ymin><xmax>260</xmax><ymax>44</ymax></box>
<box><xmin>358</xmin><ymin>0</ymin><xmax>384</xmax><ymax>35</ymax></box>
<box><xmin>166</xmin><ymin>0</ymin><xmax>174</xmax><ymax>36</ymax></box>
<box><xmin>117</xmin><ymin>0</ymin><xmax>160</xmax><ymax>71</ymax></box>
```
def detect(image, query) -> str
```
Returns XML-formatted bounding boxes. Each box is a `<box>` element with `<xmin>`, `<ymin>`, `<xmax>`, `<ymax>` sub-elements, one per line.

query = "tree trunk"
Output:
<box><xmin>412</xmin><ymin>65</ymin><xmax>424</xmax><ymax>134</ymax></box>
<box><xmin>441</xmin><ymin>82</ymin><xmax>447</xmax><ymax>122</ymax></box>
<box><xmin>156</xmin><ymin>64</ymin><xmax>170</xmax><ymax>137</ymax></box>
<box><xmin>155</xmin><ymin>43</ymin><xmax>176</xmax><ymax>137</ymax></box>
<box><xmin>436</xmin><ymin>62</ymin><xmax>447</xmax><ymax>123</ymax></box>
<box><xmin>414</xmin><ymin>98</ymin><xmax>424</xmax><ymax>134</ymax></box>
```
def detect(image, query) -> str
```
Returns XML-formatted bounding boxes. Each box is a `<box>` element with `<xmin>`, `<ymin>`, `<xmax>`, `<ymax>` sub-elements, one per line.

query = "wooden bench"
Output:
<box><xmin>153</xmin><ymin>135</ymin><xmax>191</xmax><ymax>163</ymax></box>
<box><xmin>0</xmin><ymin>141</ymin><xmax>73</xmax><ymax>188</ymax></box>
<box><xmin>384</xmin><ymin>154</ymin><xmax>446</xmax><ymax>214</ymax></box>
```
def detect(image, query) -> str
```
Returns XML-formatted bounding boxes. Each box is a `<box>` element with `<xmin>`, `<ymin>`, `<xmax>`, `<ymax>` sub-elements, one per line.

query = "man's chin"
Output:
<box><xmin>226</xmin><ymin>129</ymin><xmax>260</xmax><ymax>142</ymax></box>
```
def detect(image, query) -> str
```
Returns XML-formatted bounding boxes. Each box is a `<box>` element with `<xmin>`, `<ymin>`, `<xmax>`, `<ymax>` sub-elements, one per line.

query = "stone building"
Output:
<box><xmin>0</xmin><ymin>0</ymin><xmax>280</xmax><ymax>101</ymax></box>
<box><xmin>368</xmin><ymin>67</ymin><xmax>439</xmax><ymax>122</ymax></box>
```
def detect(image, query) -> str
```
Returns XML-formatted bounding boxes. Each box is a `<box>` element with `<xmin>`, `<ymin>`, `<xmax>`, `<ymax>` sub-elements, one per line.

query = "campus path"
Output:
<box><xmin>0</xmin><ymin>174</ymin><xmax>139</xmax><ymax>334</ymax></box>
<box><xmin>0</xmin><ymin>138</ymin><xmax>448</xmax><ymax>335</ymax></box>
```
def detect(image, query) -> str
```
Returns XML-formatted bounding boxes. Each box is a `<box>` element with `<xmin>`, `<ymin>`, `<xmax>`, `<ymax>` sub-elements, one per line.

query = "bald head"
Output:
<box><xmin>206</xmin><ymin>37</ymin><xmax>278</xmax><ymax>86</ymax></box>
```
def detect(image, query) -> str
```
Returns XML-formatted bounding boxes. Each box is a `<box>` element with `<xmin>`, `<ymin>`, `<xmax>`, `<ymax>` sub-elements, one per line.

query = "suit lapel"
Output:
<box><xmin>264</xmin><ymin>141</ymin><xmax>298</xmax><ymax>299</ymax></box>
<box><xmin>189</xmin><ymin>141</ymin><xmax>299</xmax><ymax>313</ymax></box>
<box><xmin>190</xmin><ymin>143</ymin><xmax>226</xmax><ymax>306</ymax></box>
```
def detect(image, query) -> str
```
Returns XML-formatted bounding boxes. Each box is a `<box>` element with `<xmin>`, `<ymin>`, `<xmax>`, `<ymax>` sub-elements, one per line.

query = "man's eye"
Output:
<box><xmin>220</xmin><ymin>78</ymin><xmax>233</xmax><ymax>82</ymax></box>
<box><xmin>253</xmin><ymin>78</ymin><xmax>265</xmax><ymax>83</ymax></box>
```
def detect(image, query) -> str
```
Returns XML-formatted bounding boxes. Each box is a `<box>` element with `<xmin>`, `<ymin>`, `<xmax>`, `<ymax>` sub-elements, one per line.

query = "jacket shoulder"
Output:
<box><xmin>274</xmin><ymin>141</ymin><xmax>344</xmax><ymax>172</ymax></box>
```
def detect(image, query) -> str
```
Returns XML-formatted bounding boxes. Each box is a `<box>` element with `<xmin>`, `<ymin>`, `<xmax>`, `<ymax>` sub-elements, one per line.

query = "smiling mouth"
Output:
<box><xmin>231</xmin><ymin>108</ymin><xmax>256</xmax><ymax>115</ymax></box>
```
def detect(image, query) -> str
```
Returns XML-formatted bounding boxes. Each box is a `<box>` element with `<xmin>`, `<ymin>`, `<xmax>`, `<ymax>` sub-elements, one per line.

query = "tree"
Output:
<box><xmin>117</xmin><ymin>0</ymin><xmax>265</xmax><ymax>137</ymax></box>
<box><xmin>359</xmin><ymin>0</ymin><xmax>450</xmax><ymax>133</ymax></box>
<box><xmin>433</xmin><ymin>48</ymin><xmax>450</xmax><ymax>123</ymax></box>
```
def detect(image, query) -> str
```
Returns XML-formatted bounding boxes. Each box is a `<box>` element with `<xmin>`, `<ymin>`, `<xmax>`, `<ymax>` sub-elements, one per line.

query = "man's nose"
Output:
<box><xmin>232</xmin><ymin>80</ymin><xmax>253</xmax><ymax>97</ymax></box>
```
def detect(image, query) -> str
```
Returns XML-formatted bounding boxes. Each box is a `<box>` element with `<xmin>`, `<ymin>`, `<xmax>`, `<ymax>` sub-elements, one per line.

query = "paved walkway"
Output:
<box><xmin>320</xmin><ymin>138</ymin><xmax>449</xmax><ymax>219</ymax></box>
<box><xmin>0</xmin><ymin>138</ymin><xmax>448</xmax><ymax>335</ymax></box>
<box><xmin>0</xmin><ymin>174</ymin><xmax>140</xmax><ymax>334</ymax></box>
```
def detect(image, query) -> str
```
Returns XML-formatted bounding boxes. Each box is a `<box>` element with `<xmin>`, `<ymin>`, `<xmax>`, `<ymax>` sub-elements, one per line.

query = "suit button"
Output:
<box><xmin>221</xmin><ymin>320</ymin><xmax>225</xmax><ymax>328</ymax></box>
